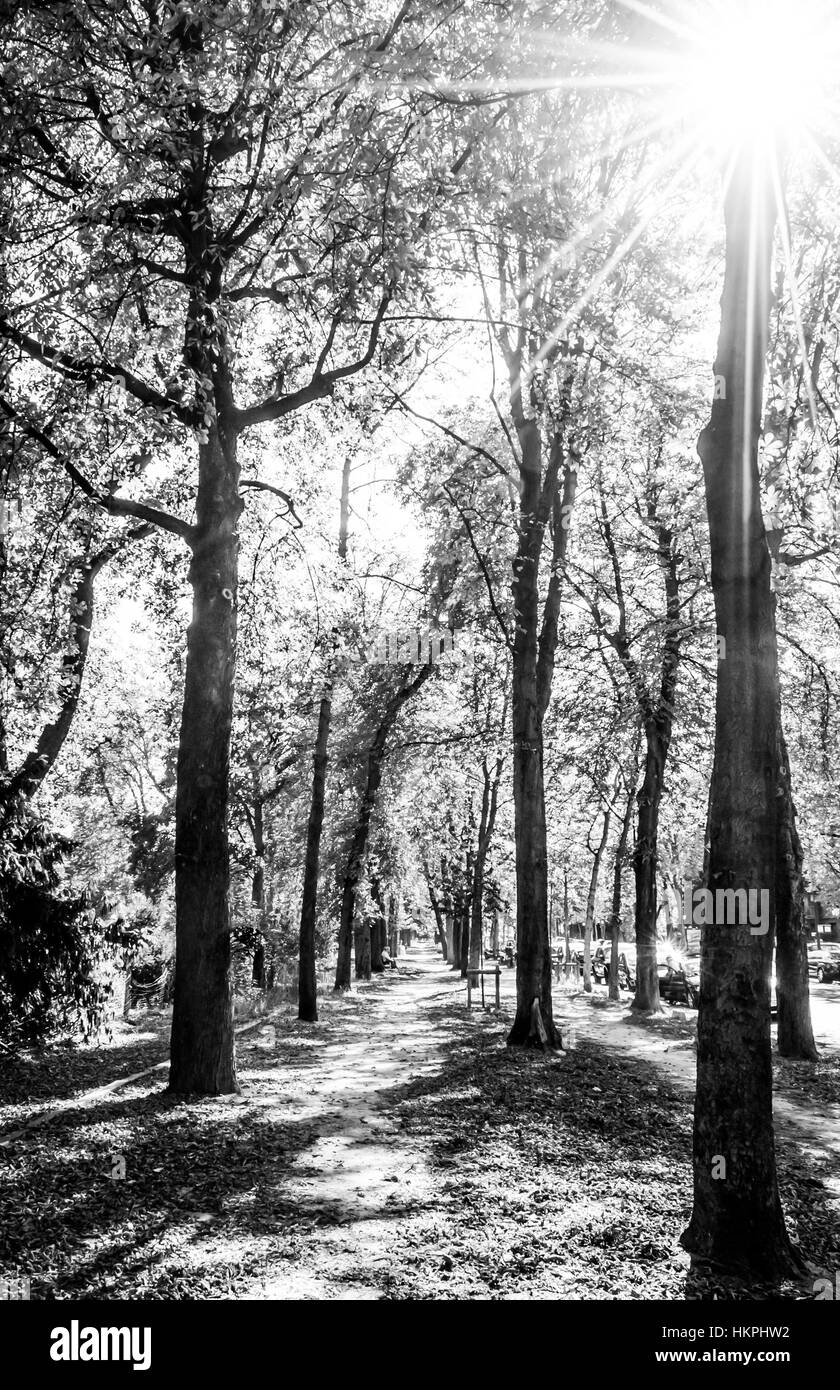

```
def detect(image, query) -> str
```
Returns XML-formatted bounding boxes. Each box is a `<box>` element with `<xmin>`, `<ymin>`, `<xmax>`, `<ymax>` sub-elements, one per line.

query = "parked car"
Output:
<box><xmin>566</xmin><ymin>945</ymin><xmax>635</xmax><ymax>991</ymax></box>
<box><xmin>658</xmin><ymin>953</ymin><xmax>700</xmax><ymax>1008</ymax></box>
<box><xmin>808</xmin><ymin>944</ymin><xmax>840</xmax><ymax>983</ymax></box>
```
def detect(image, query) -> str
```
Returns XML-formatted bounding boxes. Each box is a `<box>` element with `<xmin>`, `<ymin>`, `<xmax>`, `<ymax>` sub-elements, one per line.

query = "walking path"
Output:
<box><xmin>2</xmin><ymin>943</ymin><xmax>836</xmax><ymax>1299</ymax></box>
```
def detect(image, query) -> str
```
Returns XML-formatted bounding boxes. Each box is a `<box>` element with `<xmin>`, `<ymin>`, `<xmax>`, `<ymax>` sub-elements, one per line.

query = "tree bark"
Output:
<box><xmin>388</xmin><ymin>891</ymin><xmax>400</xmax><ymax>959</ymax></box>
<box><xmin>583</xmin><ymin>807</ymin><xmax>611</xmax><ymax>994</ymax></box>
<box><xmin>608</xmin><ymin>776</ymin><xmax>637</xmax><ymax>1001</ymax></box>
<box><xmin>469</xmin><ymin>743</ymin><xmax>505</xmax><ymax>984</ymax></box>
<box><xmin>508</xmin><ymin>432</ymin><xmax>575</xmax><ymax>1046</ymax></box>
<box><xmin>680</xmin><ymin>143</ymin><xmax>802</xmax><ymax>1277</ymax></box>
<box><xmin>370</xmin><ymin>912</ymin><xmax>386</xmax><ymax>972</ymax></box>
<box><xmin>354</xmin><ymin>916</ymin><xmax>372</xmax><ymax>980</ymax></box>
<box><xmin>249</xmin><ymin>789</ymin><xmax>266</xmax><ymax>986</ymax></box>
<box><xmin>460</xmin><ymin>843</ymin><xmax>473</xmax><ymax>978</ymax></box>
<box><xmin>299</xmin><ymin>453</ymin><xmax>350</xmax><ymax>1017</ymax></box>
<box><xmin>632</xmin><ymin>718</ymin><xmax>668</xmax><ymax>1012</ymax></box>
<box><xmin>169</xmin><ymin>421</ymin><xmax>241</xmax><ymax>1096</ymax></box>
<box><xmin>775</xmin><ymin>719</ymin><xmax>818</xmax><ymax>1060</ymax></box>
<box><xmin>298</xmin><ymin>689</ymin><xmax>331</xmax><ymax>1020</ymax></box>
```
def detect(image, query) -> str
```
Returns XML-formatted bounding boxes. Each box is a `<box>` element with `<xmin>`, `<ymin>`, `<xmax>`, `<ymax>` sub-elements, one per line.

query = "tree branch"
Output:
<box><xmin>0</xmin><ymin>393</ymin><xmax>195</xmax><ymax>542</ymax></box>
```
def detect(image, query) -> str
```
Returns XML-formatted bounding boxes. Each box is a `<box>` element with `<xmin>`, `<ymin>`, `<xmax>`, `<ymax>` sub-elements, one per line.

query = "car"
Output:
<box><xmin>809</xmin><ymin>944</ymin><xmax>840</xmax><ymax>983</ymax></box>
<box><xmin>566</xmin><ymin>945</ymin><xmax>635</xmax><ymax>990</ymax></box>
<box><xmin>658</xmin><ymin>957</ymin><xmax>700</xmax><ymax>1008</ymax></box>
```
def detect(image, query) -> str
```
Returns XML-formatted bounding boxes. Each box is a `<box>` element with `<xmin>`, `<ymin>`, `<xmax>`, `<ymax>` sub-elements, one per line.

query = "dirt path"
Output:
<box><xmin>237</xmin><ymin>947</ymin><xmax>466</xmax><ymax>1299</ymax></box>
<box><xmin>3</xmin><ymin>945</ymin><xmax>836</xmax><ymax>1300</ymax></box>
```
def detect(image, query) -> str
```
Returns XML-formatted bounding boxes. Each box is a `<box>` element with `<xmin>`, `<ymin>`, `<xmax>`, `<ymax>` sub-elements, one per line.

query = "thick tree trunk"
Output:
<box><xmin>509</xmin><ymin>427</ymin><xmax>554</xmax><ymax>1044</ymax></box>
<box><xmin>169</xmin><ymin>424</ymin><xmax>240</xmax><ymax>1096</ymax></box>
<box><xmin>507</xmin><ymin>432</ymin><xmax>575</xmax><ymax>1046</ymax></box>
<box><xmin>775</xmin><ymin>720</ymin><xmax>818</xmax><ymax>1060</ymax></box>
<box><xmin>298</xmin><ymin>688</ymin><xmax>331</xmax><ymax>1020</ymax></box>
<box><xmin>681</xmin><ymin>145</ymin><xmax>801</xmax><ymax>1277</ymax></box>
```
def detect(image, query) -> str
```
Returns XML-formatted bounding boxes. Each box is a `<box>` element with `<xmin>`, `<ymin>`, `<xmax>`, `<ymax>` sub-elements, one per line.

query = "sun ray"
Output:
<box><xmin>769</xmin><ymin>150</ymin><xmax>820</xmax><ymax>431</ymax></box>
<box><xmin>508</xmin><ymin>137</ymin><xmax>703</xmax><ymax>408</ymax></box>
<box><xmin>513</xmin><ymin>112</ymin><xmax>709</xmax><ymax>315</ymax></box>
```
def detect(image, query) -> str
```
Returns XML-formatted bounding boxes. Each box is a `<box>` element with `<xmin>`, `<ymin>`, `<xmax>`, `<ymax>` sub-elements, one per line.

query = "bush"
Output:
<box><xmin>0</xmin><ymin>795</ymin><xmax>115</xmax><ymax>1046</ymax></box>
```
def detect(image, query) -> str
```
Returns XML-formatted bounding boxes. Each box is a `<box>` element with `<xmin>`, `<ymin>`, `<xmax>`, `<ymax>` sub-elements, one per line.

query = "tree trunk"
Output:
<box><xmin>299</xmin><ymin>453</ymin><xmax>350</xmax><ymax>1013</ymax></box>
<box><xmin>371</xmin><ymin>913</ymin><xmax>386</xmax><ymax>972</ymax></box>
<box><xmin>355</xmin><ymin>916</ymin><xmax>372</xmax><ymax>980</ymax></box>
<box><xmin>334</xmin><ymin>669</ymin><xmax>430</xmax><ymax>989</ymax></box>
<box><xmin>298</xmin><ymin>688</ymin><xmax>331</xmax><ymax>1021</ymax></box>
<box><xmin>388</xmin><ymin>892</ymin><xmax>400</xmax><ymax>959</ymax></box>
<box><xmin>460</xmin><ymin>845</ymin><xmax>473</xmax><ymax>978</ymax></box>
<box><xmin>509</xmin><ymin>422</ymin><xmax>553</xmax><ymax>1042</ymax></box>
<box><xmin>680</xmin><ymin>143</ymin><xmax>801</xmax><ymax>1278</ymax></box>
<box><xmin>249</xmin><ymin>792</ymin><xmax>266</xmax><ymax>988</ymax></box>
<box><xmin>469</xmin><ymin>745</ymin><xmax>505</xmax><ymax>985</ymax></box>
<box><xmin>775</xmin><ymin>719</ymin><xmax>818</xmax><ymax>1060</ymax></box>
<box><xmin>631</xmin><ymin>720</ymin><xmax>667</xmax><ymax>1013</ymax></box>
<box><xmin>251</xmin><ymin>941</ymin><xmax>265</xmax><ymax>988</ymax></box>
<box><xmin>425</xmin><ymin>867</ymin><xmax>448</xmax><ymax>961</ymax></box>
<box><xmin>335</xmin><ymin>750</ymin><xmax>382</xmax><ymax>990</ymax></box>
<box><xmin>584</xmin><ymin>808</ymin><xmax>611</xmax><ymax>994</ymax></box>
<box><xmin>369</xmin><ymin>878</ymin><xmax>387</xmax><ymax>973</ymax></box>
<box><xmin>9</xmin><ymin>539</ymin><xmax>143</xmax><ymax>800</ymax></box>
<box><xmin>507</xmin><ymin>438</ymin><xmax>575</xmax><ymax>1046</ymax></box>
<box><xmin>596</xmin><ymin>473</ymin><xmax>681</xmax><ymax>1015</ymax></box>
<box><xmin>608</xmin><ymin>778</ymin><xmax>636</xmax><ymax>1001</ymax></box>
<box><xmin>169</xmin><ymin>423</ymin><xmax>240</xmax><ymax>1096</ymax></box>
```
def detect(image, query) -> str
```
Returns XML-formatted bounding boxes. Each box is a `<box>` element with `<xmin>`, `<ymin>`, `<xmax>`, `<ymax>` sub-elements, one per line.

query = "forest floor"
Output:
<box><xmin>0</xmin><ymin>944</ymin><xmax>838</xmax><ymax>1301</ymax></box>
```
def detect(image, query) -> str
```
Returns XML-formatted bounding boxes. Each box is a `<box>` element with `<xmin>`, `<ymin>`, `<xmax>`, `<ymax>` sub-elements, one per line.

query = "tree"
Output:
<box><xmin>297</xmin><ymin>453</ymin><xmax>351</xmax><ymax>1021</ymax></box>
<box><xmin>334</xmin><ymin>664</ymin><xmax>432</xmax><ymax>989</ymax></box>
<box><xmin>681</xmin><ymin>141</ymin><xmax>802</xmax><ymax>1278</ymax></box>
<box><xmin>1</xmin><ymin>0</ymin><xmax>498</xmax><ymax>1091</ymax></box>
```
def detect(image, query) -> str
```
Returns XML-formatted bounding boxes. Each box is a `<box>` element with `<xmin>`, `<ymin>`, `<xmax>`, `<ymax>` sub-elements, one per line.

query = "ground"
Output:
<box><xmin>1</xmin><ymin>945</ymin><xmax>838</xmax><ymax>1300</ymax></box>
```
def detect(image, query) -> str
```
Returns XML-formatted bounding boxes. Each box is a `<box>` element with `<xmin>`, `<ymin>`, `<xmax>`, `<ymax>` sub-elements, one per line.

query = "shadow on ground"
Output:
<box><xmin>0</xmin><ymin>961</ymin><xmax>836</xmax><ymax>1300</ymax></box>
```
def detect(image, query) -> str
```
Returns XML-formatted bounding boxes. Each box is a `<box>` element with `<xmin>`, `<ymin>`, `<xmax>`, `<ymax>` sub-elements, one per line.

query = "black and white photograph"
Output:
<box><xmin>0</xmin><ymin>0</ymin><xmax>838</xmax><ymax>1363</ymax></box>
